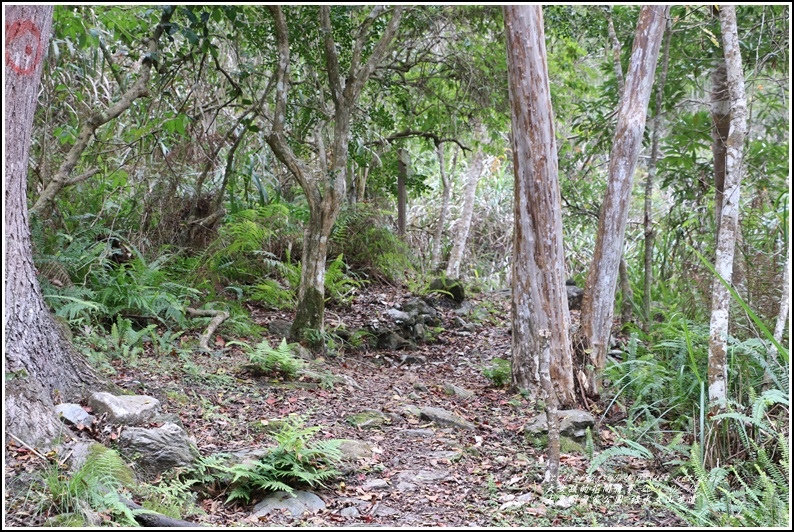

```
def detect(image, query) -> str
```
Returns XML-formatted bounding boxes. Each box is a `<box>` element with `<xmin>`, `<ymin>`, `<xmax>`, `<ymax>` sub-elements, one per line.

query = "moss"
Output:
<box><xmin>290</xmin><ymin>286</ymin><xmax>325</xmax><ymax>350</ymax></box>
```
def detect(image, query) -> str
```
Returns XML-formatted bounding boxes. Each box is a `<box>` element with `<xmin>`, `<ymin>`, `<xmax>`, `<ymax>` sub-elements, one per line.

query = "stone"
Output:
<box><xmin>377</xmin><ymin>331</ymin><xmax>413</xmax><ymax>350</ymax></box>
<box><xmin>55</xmin><ymin>403</ymin><xmax>95</xmax><ymax>428</ymax></box>
<box><xmin>566</xmin><ymin>284</ymin><xmax>584</xmax><ymax>311</ymax></box>
<box><xmin>524</xmin><ymin>409</ymin><xmax>595</xmax><ymax>440</ymax></box>
<box><xmin>386</xmin><ymin>308</ymin><xmax>412</xmax><ymax>324</ymax></box>
<box><xmin>347</xmin><ymin>410</ymin><xmax>391</xmax><ymax>429</ymax></box>
<box><xmin>428</xmin><ymin>277</ymin><xmax>466</xmax><ymax>303</ymax></box>
<box><xmin>268</xmin><ymin>319</ymin><xmax>292</xmax><ymax>339</ymax></box>
<box><xmin>88</xmin><ymin>392</ymin><xmax>160</xmax><ymax>426</ymax></box>
<box><xmin>338</xmin><ymin>439</ymin><xmax>375</xmax><ymax>460</ymax></box>
<box><xmin>252</xmin><ymin>490</ymin><xmax>325</xmax><ymax>518</ymax></box>
<box><xmin>340</xmin><ymin>506</ymin><xmax>360</xmax><ymax>518</ymax></box>
<box><xmin>396</xmin><ymin>428</ymin><xmax>435</xmax><ymax>439</ymax></box>
<box><xmin>117</xmin><ymin>422</ymin><xmax>198</xmax><ymax>477</ymax></box>
<box><xmin>362</xmin><ymin>478</ymin><xmax>390</xmax><ymax>491</ymax></box>
<box><xmin>443</xmin><ymin>382</ymin><xmax>475</xmax><ymax>400</ymax></box>
<box><xmin>419</xmin><ymin>406</ymin><xmax>475</xmax><ymax>430</ymax></box>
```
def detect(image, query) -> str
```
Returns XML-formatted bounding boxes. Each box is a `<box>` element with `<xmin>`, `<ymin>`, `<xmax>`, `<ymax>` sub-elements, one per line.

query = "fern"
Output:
<box><xmin>248</xmin><ymin>338</ymin><xmax>304</xmax><ymax>379</ymax></box>
<box><xmin>586</xmin><ymin>434</ymin><xmax>653</xmax><ymax>475</ymax></box>
<box><xmin>223</xmin><ymin>414</ymin><xmax>343</xmax><ymax>504</ymax></box>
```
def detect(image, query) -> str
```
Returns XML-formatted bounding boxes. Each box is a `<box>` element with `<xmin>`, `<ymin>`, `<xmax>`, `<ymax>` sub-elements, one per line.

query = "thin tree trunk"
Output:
<box><xmin>504</xmin><ymin>5</ymin><xmax>575</xmax><ymax>414</ymax></box>
<box><xmin>5</xmin><ymin>5</ymin><xmax>100</xmax><ymax>448</ymax></box>
<box><xmin>430</xmin><ymin>142</ymin><xmax>451</xmax><ymax>270</ymax></box>
<box><xmin>708</xmin><ymin>4</ymin><xmax>748</xmax><ymax>406</ymax></box>
<box><xmin>579</xmin><ymin>5</ymin><xmax>668</xmax><ymax>397</ymax></box>
<box><xmin>30</xmin><ymin>7</ymin><xmax>174</xmax><ymax>216</ymax></box>
<box><xmin>397</xmin><ymin>148</ymin><xmax>408</xmax><ymax>238</ymax></box>
<box><xmin>445</xmin><ymin>148</ymin><xmax>484</xmax><ymax>280</ymax></box>
<box><xmin>710</xmin><ymin>9</ymin><xmax>732</xmax><ymax>236</ymax></box>
<box><xmin>768</xmin><ymin>242</ymin><xmax>790</xmax><ymax>364</ymax></box>
<box><xmin>643</xmin><ymin>18</ymin><xmax>673</xmax><ymax>330</ymax></box>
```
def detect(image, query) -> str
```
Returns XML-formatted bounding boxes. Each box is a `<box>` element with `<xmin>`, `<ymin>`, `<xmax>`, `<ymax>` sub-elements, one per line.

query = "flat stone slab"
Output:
<box><xmin>252</xmin><ymin>490</ymin><xmax>325</xmax><ymax>518</ymax></box>
<box><xmin>88</xmin><ymin>392</ymin><xmax>160</xmax><ymax>425</ymax></box>
<box><xmin>420</xmin><ymin>406</ymin><xmax>475</xmax><ymax>430</ymax></box>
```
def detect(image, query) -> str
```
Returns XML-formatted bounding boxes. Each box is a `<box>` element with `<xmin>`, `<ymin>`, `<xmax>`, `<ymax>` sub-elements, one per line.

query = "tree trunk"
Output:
<box><xmin>430</xmin><ymin>142</ymin><xmax>451</xmax><ymax>271</ymax></box>
<box><xmin>266</xmin><ymin>6</ymin><xmax>403</xmax><ymax>349</ymax></box>
<box><xmin>504</xmin><ymin>5</ymin><xmax>575</xmax><ymax>410</ymax></box>
<box><xmin>643</xmin><ymin>18</ymin><xmax>673</xmax><ymax>331</ymax></box>
<box><xmin>445</xmin><ymin>147</ymin><xmax>484</xmax><ymax>280</ymax></box>
<box><xmin>708</xmin><ymin>4</ymin><xmax>748</xmax><ymax>406</ymax></box>
<box><xmin>397</xmin><ymin>148</ymin><xmax>409</xmax><ymax>238</ymax></box>
<box><xmin>5</xmin><ymin>4</ymin><xmax>100</xmax><ymax>449</ymax></box>
<box><xmin>710</xmin><ymin>13</ymin><xmax>732</xmax><ymax>236</ymax></box>
<box><xmin>579</xmin><ymin>5</ymin><xmax>668</xmax><ymax>397</ymax></box>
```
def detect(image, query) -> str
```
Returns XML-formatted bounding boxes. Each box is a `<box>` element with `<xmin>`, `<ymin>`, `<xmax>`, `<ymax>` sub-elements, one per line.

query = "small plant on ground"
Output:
<box><xmin>224</xmin><ymin>414</ymin><xmax>344</xmax><ymax>503</ymax></box>
<box><xmin>483</xmin><ymin>358</ymin><xmax>511</xmax><ymax>387</ymax></box>
<box><xmin>248</xmin><ymin>338</ymin><xmax>304</xmax><ymax>379</ymax></box>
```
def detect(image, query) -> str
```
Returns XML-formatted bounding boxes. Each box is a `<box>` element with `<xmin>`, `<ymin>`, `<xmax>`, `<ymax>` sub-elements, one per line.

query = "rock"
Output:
<box><xmin>252</xmin><ymin>490</ymin><xmax>325</xmax><ymax>518</ymax></box>
<box><xmin>88</xmin><ymin>392</ymin><xmax>160</xmax><ymax>426</ymax></box>
<box><xmin>340</xmin><ymin>506</ymin><xmax>360</xmax><ymax>518</ymax></box>
<box><xmin>55</xmin><ymin>403</ymin><xmax>95</xmax><ymax>428</ymax></box>
<box><xmin>346</xmin><ymin>410</ymin><xmax>391</xmax><ymax>429</ymax></box>
<box><xmin>338</xmin><ymin>439</ymin><xmax>375</xmax><ymax>461</ymax></box>
<box><xmin>362</xmin><ymin>478</ymin><xmax>390</xmax><ymax>491</ymax></box>
<box><xmin>428</xmin><ymin>277</ymin><xmax>466</xmax><ymax>303</ymax></box>
<box><xmin>396</xmin><ymin>428</ymin><xmax>435</xmax><ymax>439</ymax></box>
<box><xmin>401</xmin><ymin>298</ymin><xmax>439</xmax><ymax>324</ymax></box>
<box><xmin>442</xmin><ymin>383</ymin><xmax>475</xmax><ymax>400</ymax></box>
<box><xmin>524</xmin><ymin>409</ymin><xmax>595</xmax><ymax>440</ymax></box>
<box><xmin>398</xmin><ymin>353</ymin><xmax>426</xmax><ymax>365</ymax></box>
<box><xmin>419</xmin><ymin>406</ymin><xmax>475</xmax><ymax>430</ymax></box>
<box><xmin>566</xmin><ymin>284</ymin><xmax>584</xmax><ymax>311</ymax></box>
<box><xmin>117</xmin><ymin>422</ymin><xmax>199</xmax><ymax>477</ymax></box>
<box><xmin>268</xmin><ymin>319</ymin><xmax>292</xmax><ymax>338</ymax></box>
<box><xmin>386</xmin><ymin>308</ymin><xmax>411</xmax><ymax>323</ymax></box>
<box><xmin>377</xmin><ymin>331</ymin><xmax>413</xmax><ymax>350</ymax></box>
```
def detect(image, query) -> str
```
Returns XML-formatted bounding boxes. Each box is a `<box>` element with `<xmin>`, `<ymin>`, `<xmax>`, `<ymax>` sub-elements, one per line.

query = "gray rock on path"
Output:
<box><xmin>252</xmin><ymin>490</ymin><xmax>326</xmax><ymax>518</ymax></box>
<box><xmin>88</xmin><ymin>392</ymin><xmax>161</xmax><ymax>426</ymax></box>
<box><xmin>419</xmin><ymin>406</ymin><xmax>475</xmax><ymax>430</ymax></box>
<box><xmin>118</xmin><ymin>422</ymin><xmax>199</xmax><ymax>477</ymax></box>
<box><xmin>524</xmin><ymin>409</ymin><xmax>595</xmax><ymax>440</ymax></box>
<box><xmin>55</xmin><ymin>403</ymin><xmax>95</xmax><ymax>427</ymax></box>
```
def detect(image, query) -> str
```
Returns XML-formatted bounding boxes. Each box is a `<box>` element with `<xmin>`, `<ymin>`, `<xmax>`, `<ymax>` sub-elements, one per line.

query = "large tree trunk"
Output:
<box><xmin>5</xmin><ymin>5</ymin><xmax>100</xmax><ymax>449</ymax></box>
<box><xmin>579</xmin><ymin>5</ymin><xmax>668</xmax><ymax>397</ymax></box>
<box><xmin>708</xmin><ymin>5</ymin><xmax>748</xmax><ymax>406</ymax></box>
<box><xmin>504</xmin><ymin>6</ymin><xmax>575</xmax><ymax>414</ymax></box>
<box><xmin>445</xmin><ymin>147</ymin><xmax>485</xmax><ymax>279</ymax></box>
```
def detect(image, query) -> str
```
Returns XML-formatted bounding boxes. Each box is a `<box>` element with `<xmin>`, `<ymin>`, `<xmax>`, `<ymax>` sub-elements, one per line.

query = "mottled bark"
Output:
<box><xmin>29</xmin><ymin>6</ymin><xmax>174</xmax><ymax>216</ymax></box>
<box><xmin>710</xmin><ymin>8</ymin><xmax>732</xmax><ymax>236</ymax></box>
<box><xmin>5</xmin><ymin>5</ymin><xmax>100</xmax><ymax>448</ymax></box>
<box><xmin>445</xmin><ymin>148</ymin><xmax>484</xmax><ymax>279</ymax></box>
<box><xmin>643</xmin><ymin>18</ymin><xmax>673</xmax><ymax>330</ymax></box>
<box><xmin>579</xmin><ymin>5</ymin><xmax>668</xmax><ymax>397</ymax></box>
<box><xmin>504</xmin><ymin>5</ymin><xmax>575</xmax><ymax>407</ymax></box>
<box><xmin>430</xmin><ymin>142</ymin><xmax>450</xmax><ymax>270</ymax></box>
<box><xmin>708</xmin><ymin>5</ymin><xmax>747</xmax><ymax>406</ymax></box>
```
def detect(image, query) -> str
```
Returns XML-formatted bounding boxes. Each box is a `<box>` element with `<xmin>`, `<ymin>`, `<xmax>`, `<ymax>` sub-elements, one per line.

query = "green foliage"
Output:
<box><xmin>223</xmin><ymin>414</ymin><xmax>344</xmax><ymax>503</ymax></box>
<box><xmin>482</xmin><ymin>358</ymin><xmax>511</xmax><ymax>388</ymax></box>
<box><xmin>32</xmin><ymin>444</ymin><xmax>140</xmax><ymax>527</ymax></box>
<box><xmin>649</xmin><ymin>437</ymin><xmax>790</xmax><ymax>527</ymax></box>
<box><xmin>248</xmin><ymin>338</ymin><xmax>305</xmax><ymax>379</ymax></box>
<box><xmin>138</xmin><ymin>472</ymin><xmax>203</xmax><ymax>521</ymax></box>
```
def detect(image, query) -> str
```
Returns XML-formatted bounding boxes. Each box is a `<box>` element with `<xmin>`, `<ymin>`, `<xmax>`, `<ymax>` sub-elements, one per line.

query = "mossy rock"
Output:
<box><xmin>346</xmin><ymin>410</ymin><xmax>391</xmax><ymax>429</ymax></box>
<box><xmin>527</xmin><ymin>435</ymin><xmax>585</xmax><ymax>455</ymax></box>
<box><xmin>428</xmin><ymin>277</ymin><xmax>465</xmax><ymax>303</ymax></box>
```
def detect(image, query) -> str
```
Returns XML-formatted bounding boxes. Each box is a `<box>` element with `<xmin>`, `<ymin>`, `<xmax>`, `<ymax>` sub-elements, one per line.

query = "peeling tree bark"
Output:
<box><xmin>445</xmin><ymin>146</ymin><xmax>484</xmax><ymax>280</ymax></box>
<box><xmin>5</xmin><ymin>5</ymin><xmax>101</xmax><ymax>448</ymax></box>
<box><xmin>579</xmin><ymin>5</ymin><xmax>668</xmax><ymax>397</ymax></box>
<box><xmin>708</xmin><ymin>5</ymin><xmax>748</xmax><ymax>406</ymax></box>
<box><xmin>504</xmin><ymin>5</ymin><xmax>575</xmax><ymax>409</ymax></box>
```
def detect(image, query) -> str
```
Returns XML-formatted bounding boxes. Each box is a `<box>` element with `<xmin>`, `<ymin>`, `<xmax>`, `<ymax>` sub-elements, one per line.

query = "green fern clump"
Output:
<box><xmin>34</xmin><ymin>444</ymin><xmax>139</xmax><ymax>526</ymax></box>
<box><xmin>249</xmin><ymin>338</ymin><xmax>304</xmax><ymax>379</ymax></box>
<box><xmin>482</xmin><ymin>358</ymin><xmax>511</xmax><ymax>387</ymax></box>
<box><xmin>225</xmin><ymin>414</ymin><xmax>343</xmax><ymax>504</ymax></box>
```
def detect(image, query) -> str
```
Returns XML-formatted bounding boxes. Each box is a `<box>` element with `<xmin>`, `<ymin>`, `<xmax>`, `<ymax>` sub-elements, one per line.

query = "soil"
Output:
<box><xmin>4</xmin><ymin>285</ymin><xmax>687</xmax><ymax>527</ymax></box>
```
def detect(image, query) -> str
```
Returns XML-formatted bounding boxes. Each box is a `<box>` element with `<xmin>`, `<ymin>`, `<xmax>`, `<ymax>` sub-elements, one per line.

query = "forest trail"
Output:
<box><xmin>5</xmin><ymin>285</ymin><xmax>685</xmax><ymax>527</ymax></box>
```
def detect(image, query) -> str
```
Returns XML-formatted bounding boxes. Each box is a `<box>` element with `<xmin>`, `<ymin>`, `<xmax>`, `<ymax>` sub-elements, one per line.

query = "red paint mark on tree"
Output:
<box><xmin>6</xmin><ymin>19</ymin><xmax>44</xmax><ymax>76</ymax></box>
